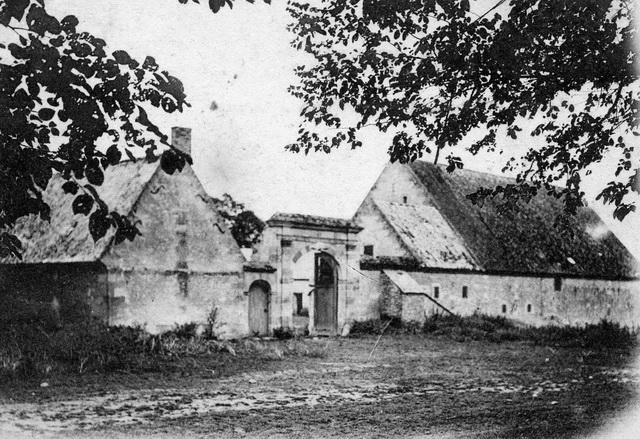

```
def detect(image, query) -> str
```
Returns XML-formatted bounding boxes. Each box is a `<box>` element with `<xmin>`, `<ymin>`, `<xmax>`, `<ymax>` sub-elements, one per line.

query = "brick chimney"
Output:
<box><xmin>171</xmin><ymin>127</ymin><xmax>191</xmax><ymax>155</ymax></box>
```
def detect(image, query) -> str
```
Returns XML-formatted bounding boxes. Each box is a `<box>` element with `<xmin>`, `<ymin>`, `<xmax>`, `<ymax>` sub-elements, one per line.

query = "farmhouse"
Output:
<box><xmin>256</xmin><ymin>162</ymin><xmax>640</xmax><ymax>335</ymax></box>
<box><xmin>3</xmin><ymin>131</ymin><xmax>638</xmax><ymax>338</ymax></box>
<box><xmin>0</xmin><ymin>128</ymin><xmax>275</xmax><ymax>338</ymax></box>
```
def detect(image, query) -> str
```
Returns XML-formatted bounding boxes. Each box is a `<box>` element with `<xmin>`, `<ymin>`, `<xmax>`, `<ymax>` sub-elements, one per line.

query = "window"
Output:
<box><xmin>554</xmin><ymin>276</ymin><xmax>562</xmax><ymax>291</ymax></box>
<box><xmin>175</xmin><ymin>210</ymin><xmax>187</xmax><ymax>226</ymax></box>
<box><xmin>178</xmin><ymin>272</ymin><xmax>188</xmax><ymax>297</ymax></box>
<box><xmin>501</xmin><ymin>304</ymin><xmax>507</xmax><ymax>313</ymax></box>
<box><xmin>433</xmin><ymin>285</ymin><xmax>440</xmax><ymax>299</ymax></box>
<box><xmin>462</xmin><ymin>286</ymin><xmax>468</xmax><ymax>299</ymax></box>
<box><xmin>403</xmin><ymin>196</ymin><xmax>408</xmax><ymax>203</ymax></box>
<box><xmin>364</xmin><ymin>245</ymin><xmax>374</xmax><ymax>256</ymax></box>
<box><xmin>293</xmin><ymin>293</ymin><xmax>303</xmax><ymax>315</ymax></box>
<box><xmin>527</xmin><ymin>304</ymin><xmax>532</xmax><ymax>313</ymax></box>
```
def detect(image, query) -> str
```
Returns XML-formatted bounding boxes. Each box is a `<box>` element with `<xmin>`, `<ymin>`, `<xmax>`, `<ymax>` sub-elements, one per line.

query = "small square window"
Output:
<box><xmin>175</xmin><ymin>211</ymin><xmax>187</xmax><ymax>226</ymax></box>
<box><xmin>462</xmin><ymin>286</ymin><xmax>468</xmax><ymax>299</ymax></box>
<box><xmin>433</xmin><ymin>285</ymin><xmax>440</xmax><ymax>299</ymax></box>
<box><xmin>364</xmin><ymin>245</ymin><xmax>374</xmax><ymax>256</ymax></box>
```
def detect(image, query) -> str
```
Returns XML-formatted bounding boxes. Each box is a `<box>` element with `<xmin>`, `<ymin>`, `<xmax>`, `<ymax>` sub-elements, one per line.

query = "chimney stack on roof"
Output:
<box><xmin>172</xmin><ymin>127</ymin><xmax>191</xmax><ymax>155</ymax></box>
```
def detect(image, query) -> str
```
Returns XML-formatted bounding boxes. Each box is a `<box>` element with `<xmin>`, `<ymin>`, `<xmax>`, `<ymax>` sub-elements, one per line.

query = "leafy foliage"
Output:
<box><xmin>208</xmin><ymin>193</ymin><xmax>265</xmax><ymax>248</ymax></box>
<box><xmin>177</xmin><ymin>0</ymin><xmax>272</xmax><ymax>13</ymax></box>
<box><xmin>287</xmin><ymin>0</ymin><xmax>639</xmax><ymax>220</ymax></box>
<box><xmin>0</xmin><ymin>0</ymin><xmax>203</xmax><ymax>258</ymax></box>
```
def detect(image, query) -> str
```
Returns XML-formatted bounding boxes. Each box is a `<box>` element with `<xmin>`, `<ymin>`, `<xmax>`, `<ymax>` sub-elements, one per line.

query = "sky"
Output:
<box><xmin>44</xmin><ymin>0</ymin><xmax>640</xmax><ymax>257</ymax></box>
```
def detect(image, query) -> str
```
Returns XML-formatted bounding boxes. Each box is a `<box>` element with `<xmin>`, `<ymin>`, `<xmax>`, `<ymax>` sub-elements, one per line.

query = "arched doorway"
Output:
<box><xmin>314</xmin><ymin>252</ymin><xmax>338</xmax><ymax>334</ymax></box>
<box><xmin>248</xmin><ymin>280</ymin><xmax>270</xmax><ymax>336</ymax></box>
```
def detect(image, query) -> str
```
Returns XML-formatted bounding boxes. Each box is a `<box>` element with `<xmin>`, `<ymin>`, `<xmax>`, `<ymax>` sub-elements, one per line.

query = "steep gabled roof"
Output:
<box><xmin>2</xmin><ymin>161</ymin><xmax>159</xmax><ymax>264</ymax></box>
<box><xmin>406</xmin><ymin>161</ymin><xmax>637</xmax><ymax>279</ymax></box>
<box><xmin>372</xmin><ymin>200</ymin><xmax>478</xmax><ymax>270</ymax></box>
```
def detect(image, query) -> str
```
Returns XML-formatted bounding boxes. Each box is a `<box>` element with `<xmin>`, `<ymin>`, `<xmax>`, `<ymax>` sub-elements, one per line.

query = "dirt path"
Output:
<box><xmin>1</xmin><ymin>336</ymin><xmax>639</xmax><ymax>438</ymax></box>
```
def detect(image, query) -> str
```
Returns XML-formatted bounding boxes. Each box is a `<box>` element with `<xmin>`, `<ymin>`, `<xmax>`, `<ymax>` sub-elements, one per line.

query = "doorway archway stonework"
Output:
<box><xmin>254</xmin><ymin>213</ymin><xmax>363</xmax><ymax>335</ymax></box>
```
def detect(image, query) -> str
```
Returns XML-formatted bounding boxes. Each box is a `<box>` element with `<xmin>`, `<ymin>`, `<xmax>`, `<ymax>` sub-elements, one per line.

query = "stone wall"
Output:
<box><xmin>0</xmin><ymin>262</ymin><xmax>108</xmax><ymax>322</ymax></box>
<box><xmin>370</xmin><ymin>270</ymin><xmax>640</xmax><ymax>327</ymax></box>
<box><xmin>379</xmin><ymin>270</ymin><xmax>402</xmax><ymax>318</ymax></box>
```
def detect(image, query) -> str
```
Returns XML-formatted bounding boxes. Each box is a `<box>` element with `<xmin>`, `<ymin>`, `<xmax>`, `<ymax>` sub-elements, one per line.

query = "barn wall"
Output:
<box><xmin>365</xmin><ymin>270</ymin><xmax>640</xmax><ymax>327</ymax></box>
<box><xmin>102</xmin><ymin>165</ymin><xmax>248</xmax><ymax>337</ymax></box>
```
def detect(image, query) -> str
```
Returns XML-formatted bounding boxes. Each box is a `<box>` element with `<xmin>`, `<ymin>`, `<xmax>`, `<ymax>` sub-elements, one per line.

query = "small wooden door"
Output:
<box><xmin>248</xmin><ymin>281</ymin><xmax>269</xmax><ymax>336</ymax></box>
<box><xmin>314</xmin><ymin>253</ymin><xmax>338</xmax><ymax>333</ymax></box>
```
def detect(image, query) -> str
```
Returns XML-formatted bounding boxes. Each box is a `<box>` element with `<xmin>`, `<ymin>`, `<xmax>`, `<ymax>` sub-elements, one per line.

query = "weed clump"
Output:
<box><xmin>0</xmin><ymin>297</ymin><xmax>327</xmax><ymax>380</ymax></box>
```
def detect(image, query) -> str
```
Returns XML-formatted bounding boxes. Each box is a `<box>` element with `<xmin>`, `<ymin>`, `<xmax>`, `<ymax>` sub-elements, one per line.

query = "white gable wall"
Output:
<box><xmin>102</xmin><ymin>165</ymin><xmax>248</xmax><ymax>337</ymax></box>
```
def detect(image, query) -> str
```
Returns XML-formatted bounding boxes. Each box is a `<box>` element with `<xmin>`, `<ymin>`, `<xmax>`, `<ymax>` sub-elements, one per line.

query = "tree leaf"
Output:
<box><xmin>160</xmin><ymin>149</ymin><xmax>186</xmax><ymax>175</ymax></box>
<box><xmin>62</xmin><ymin>181</ymin><xmax>79</xmax><ymax>195</ymax></box>
<box><xmin>38</xmin><ymin>108</ymin><xmax>55</xmax><ymax>121</ymax></box>
<box><xmin>105</xmin><ymin>145</ymin><xmax>122</xmax><ymax>165</ymax></box>
<box><xmin>85</xmin><ymin>161</ymin><xmax>104</xmax><ymax>186</ymax></box>
<box><xmin>113</xmin><ymin>50</ymin><xmax>131</xmax><ymax>65</ymax></box>
<box><xmin>72</xmin><ymin>194</ymin><xmax>94</xmax><ymax>216</ymax></box>
<box><xmin>89</xmin><ymin>209</ymin><xmax>111</xmax><ymax>242</ymax></box>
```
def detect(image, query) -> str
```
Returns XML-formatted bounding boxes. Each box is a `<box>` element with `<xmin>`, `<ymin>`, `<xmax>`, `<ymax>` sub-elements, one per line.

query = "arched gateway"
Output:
<box><xmin>256</xmin><ymin>213</ymin><xmax>362</xmax><ymax>335</ymax></box>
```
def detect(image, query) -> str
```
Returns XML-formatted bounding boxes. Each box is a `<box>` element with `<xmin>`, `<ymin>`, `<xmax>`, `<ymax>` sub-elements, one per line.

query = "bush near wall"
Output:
<box><xmin>349</xmin><ymin>313</ymin><xmax>639</xmax><ymax>349</ymax></box>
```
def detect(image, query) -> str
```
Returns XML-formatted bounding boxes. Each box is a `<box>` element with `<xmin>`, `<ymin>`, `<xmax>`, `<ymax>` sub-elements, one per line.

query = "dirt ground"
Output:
<box><xmin>1</xmin><ymin>335</ymin><xmax>639</xmax><ymax>438</ymax></box>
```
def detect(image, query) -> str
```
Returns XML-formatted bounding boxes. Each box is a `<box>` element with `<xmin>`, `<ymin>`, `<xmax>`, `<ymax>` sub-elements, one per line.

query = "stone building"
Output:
<box><xmin>356</xmin><ymin>162</ymin><xmax>640</xmax><ymax>327</ymax></box>
<box><xmin>256</xmin><ymin>162</ymin><xmax>640</xmax><ymax>335</ymax></box>
<box><xmin>4</xmin><ymin>134</ymin><xmax>637</xmax><ymax>337</ymax></box>
<box><xmin>0</xmin><ymin>128</ymin><xmax>276</xmax><ymax>338</ymax></box>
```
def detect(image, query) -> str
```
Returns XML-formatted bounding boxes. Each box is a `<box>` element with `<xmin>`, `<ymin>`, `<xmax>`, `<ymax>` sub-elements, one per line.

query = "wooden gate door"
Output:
<box><xmin>314</xmin><ymin>253</ymin><xmax>338</xmax><ymax>334</ymax></box>
<box><xmin>248</xmin><ymin>282</ymin><xmax>269</xmax><ymax>336</ymax></box>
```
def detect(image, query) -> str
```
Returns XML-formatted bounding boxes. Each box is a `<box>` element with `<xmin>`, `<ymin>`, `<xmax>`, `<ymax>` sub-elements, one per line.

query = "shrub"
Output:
<box><xmin>272</xmin><ymin>326</ymin><xmax>295</xmax><ymax>340</ymax></box>
<box><xmin>203</xmin><ymin>307</ymin><xmax>220</xmax><ymax>340</ymax></box>
<box><xmin>163</xmin><ymin>322</ymin><xmax>199</xmax><ymax>340</ymax></box>
<box><xmin>350</xmin><ymin>316</ymin><xmax>405</xmax><ymax>336</ymax></box>
<box><xmin>530</xmin><ymin>320</ymin><xmax>638</xmax><ymax>349</ymax></box>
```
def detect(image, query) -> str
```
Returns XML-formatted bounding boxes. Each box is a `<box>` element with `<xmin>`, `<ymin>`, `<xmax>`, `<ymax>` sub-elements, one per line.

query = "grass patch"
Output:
<box><xmin>350</xmin><ymin>313</ymin><xmax>639</xmax><ymax>349</ymax></box>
